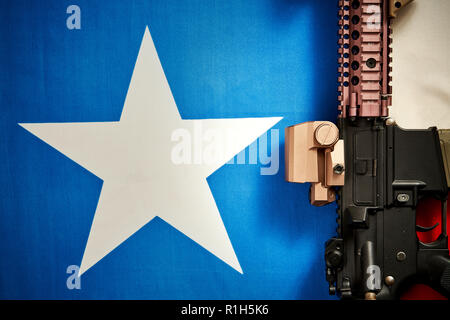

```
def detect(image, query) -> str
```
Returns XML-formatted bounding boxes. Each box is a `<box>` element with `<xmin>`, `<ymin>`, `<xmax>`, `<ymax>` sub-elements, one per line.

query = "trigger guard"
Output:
<box><xmin>416</xmin><ymin>222</ymin><xmax>440</xmax><ymax>233</ymax></box>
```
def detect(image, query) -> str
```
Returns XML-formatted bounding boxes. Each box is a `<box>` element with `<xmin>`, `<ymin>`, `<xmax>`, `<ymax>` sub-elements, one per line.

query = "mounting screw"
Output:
<box><xmin>365</xmin><ymin>292</ymin><xmax>376</xmax><ymax>300</ymax></box>
<box><xmin>366</xmin><ymin>58</ymin><xmax>377</xmax><ymax>69</ymax></box>
<box><xmin>397</xmin><ymin>193</ymin><xmax>409</xmax><ymax>203</ymax></box>
<box><xmin>326</xmin><ymin>249</ymin><xmax>343</xmax><ymax>268</ymax></box>
<box><xmin>385</xmin><ymin>276</ymin><xmax>395</xmax><ymax>286</ymax></box>
<box><xmin>314</xmin><ymin>123</ymin><xmax>339</xmax><ymax>146</ymax></box>
<box><xmin>396</xmin><ymin>251</ymin><xmax>407</xmax><ymax>262</ymax></box>
<box><xmin>333</xmin><ymin>164</ymin><xmax>345</xmax><ymax>175</ymax></box>
<box><xmin>386</xmin><ymin>118</ymin><xmax>396</xmax><ymax>126</ymax></box>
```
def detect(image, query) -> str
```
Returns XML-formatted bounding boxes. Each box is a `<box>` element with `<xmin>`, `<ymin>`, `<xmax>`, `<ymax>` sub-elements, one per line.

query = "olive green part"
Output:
<box><xmin>439</xmin><ymin>129</ymin><xmax>450</xmax><ymax>188</ymax></box>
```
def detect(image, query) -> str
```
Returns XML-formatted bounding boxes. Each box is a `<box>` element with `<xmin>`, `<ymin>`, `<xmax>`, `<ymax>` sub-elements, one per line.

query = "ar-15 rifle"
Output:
<box><xmin>285</xmin><ymin>0</ymin><xmax>450</xmax><ymax>299</ymax></box>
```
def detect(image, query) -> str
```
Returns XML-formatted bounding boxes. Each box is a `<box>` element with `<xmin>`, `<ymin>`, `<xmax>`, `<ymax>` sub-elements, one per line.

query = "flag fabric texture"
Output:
<box><xmin>0</xmin><ymin>0</ymin><xmax>338</xmax><ymax>299</ymax></box>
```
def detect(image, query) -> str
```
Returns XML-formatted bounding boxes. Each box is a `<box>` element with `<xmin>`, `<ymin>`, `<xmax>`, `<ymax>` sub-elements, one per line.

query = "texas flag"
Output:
<box><xmin>0</xmin><ymin>0</ymin><xmax>338</xmax><ymax>299</ymax></box>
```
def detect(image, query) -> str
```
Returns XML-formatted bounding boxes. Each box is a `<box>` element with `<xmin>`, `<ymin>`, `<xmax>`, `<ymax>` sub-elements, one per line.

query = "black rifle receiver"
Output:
<box><xmin>285</xmin><ymin>0</ymin><xmax>450</xmax><ymax>299</ymax></box>
<box><xmin>325</xmin><ymin>118</ymin><xmax>450</xmax><ymax>299</ymax></box>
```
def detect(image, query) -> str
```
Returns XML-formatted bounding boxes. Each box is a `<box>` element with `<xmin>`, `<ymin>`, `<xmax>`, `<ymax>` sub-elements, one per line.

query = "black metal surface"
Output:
<box><xmin>324</xmin><ymin>118</ymin><xmax>450</xmax><ymax>299</ymax></box>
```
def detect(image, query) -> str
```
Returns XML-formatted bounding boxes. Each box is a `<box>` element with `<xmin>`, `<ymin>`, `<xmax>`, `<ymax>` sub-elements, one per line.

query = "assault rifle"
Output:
<box><xmin>285</xmin><ymin>0</ymin><xmax>450</xmax><ymax>299</ymax></box>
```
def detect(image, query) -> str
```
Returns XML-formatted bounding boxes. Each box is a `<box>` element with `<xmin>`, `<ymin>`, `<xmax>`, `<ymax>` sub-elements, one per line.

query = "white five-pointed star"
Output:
<box><xmin>19</xmin><ymin>27</ymin><xmax>281</xmax><ymax>275</ymax></box>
